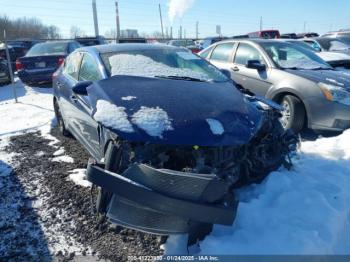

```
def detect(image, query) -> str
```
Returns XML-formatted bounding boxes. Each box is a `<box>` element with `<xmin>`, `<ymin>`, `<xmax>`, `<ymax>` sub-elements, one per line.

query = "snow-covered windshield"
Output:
<box><xmin>261</xmin><ymin>42</ymin><xmax>331</xmax><ymax>70</ymax></box>
<box><xmin>101</xmin><ymin>49</ymin><xmax>228</xmax><ymax>82</ymax></box>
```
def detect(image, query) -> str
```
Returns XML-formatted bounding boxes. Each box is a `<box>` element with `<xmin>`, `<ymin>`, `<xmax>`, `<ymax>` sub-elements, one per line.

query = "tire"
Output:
<box><xmin>53</xmin><ymin>99</ymin><xmax>70</xmax><ymax>137</ymax></box>
<box><xmin>280</xmin><ymin>95</ymin><xmax>305</xmax><ymax>133</ymax></box>
<box><xmin>96</xmin><ymin>141</ymin><xmax>128</xmax><ymax>214</ymax></box>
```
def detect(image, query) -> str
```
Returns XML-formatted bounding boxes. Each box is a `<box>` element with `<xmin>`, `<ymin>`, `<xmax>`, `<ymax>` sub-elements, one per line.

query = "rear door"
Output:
<box><xmin>230</xmin><ymin>42</ymin><xmax>272</xmax><ymax>96</ymax></box>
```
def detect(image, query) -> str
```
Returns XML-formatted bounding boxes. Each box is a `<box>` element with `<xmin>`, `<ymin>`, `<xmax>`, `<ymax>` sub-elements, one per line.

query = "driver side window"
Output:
<box><xmin>79</xmin><ymin>54</ymin><xmax>102</xmax><ymax>82</ymax></box>
<box><xmin>234</xmin><ymin>43</ymin><xmax>265</xmax><ymax>65</ymax></box>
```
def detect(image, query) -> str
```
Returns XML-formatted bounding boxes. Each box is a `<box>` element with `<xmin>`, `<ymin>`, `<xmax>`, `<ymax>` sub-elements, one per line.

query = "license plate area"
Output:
<box><xmin>35</xmin><ymin>62</ymin><xmax>46</xmax><ymax>68</ymax></box>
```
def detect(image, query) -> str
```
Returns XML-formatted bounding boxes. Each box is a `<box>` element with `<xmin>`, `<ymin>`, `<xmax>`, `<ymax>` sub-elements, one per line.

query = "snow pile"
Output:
<box><xmin>93</xmin><ymin>99</ymin><xmax>134</xmax><ymax>133</ymax></box>
<box><xmin>108</xmin><ymin>53</ymin><xmax>210</xmax><ymax>81</ymax></box>
<box><xmin>52</xmin><ymin>155</ymin><xmax>74</xmax><ymax>163</ymax></box>
<box><xmin>164</xmin><ymin>130</ymin><xmax>350</xmax><ymax>255</ymax></box>
<box><xmin>206</xmin><ymin>118</ymin><xmax>224</xmax><ymax>135</ymax></box>
<box><xmin>68</xmin><ymin>169</ymin><xmax>91</xmax><ymax>188</ymax></box>
<box><xmin>0</xmin><ymin>81</ymin><xmax>54</xmax><ymax>137</ymax></box>
<box><xmin>131</xmin><ymin>106</ymin><xmax>173</xmax><ymax>138</ymax></box>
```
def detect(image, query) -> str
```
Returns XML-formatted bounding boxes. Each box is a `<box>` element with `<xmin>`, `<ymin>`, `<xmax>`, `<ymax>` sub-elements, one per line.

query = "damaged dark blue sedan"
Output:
<box><xmin>53</xmin><ymin>44</ymin><xmax>296</xmax><ymax>244</ymax></box>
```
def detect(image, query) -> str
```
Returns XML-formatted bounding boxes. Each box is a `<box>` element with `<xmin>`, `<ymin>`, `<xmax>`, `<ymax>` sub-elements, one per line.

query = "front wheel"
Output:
<box><xmin>280</xmin><ymin>95</ymin><xmax>305</xmax><ymax>133</ymax></box>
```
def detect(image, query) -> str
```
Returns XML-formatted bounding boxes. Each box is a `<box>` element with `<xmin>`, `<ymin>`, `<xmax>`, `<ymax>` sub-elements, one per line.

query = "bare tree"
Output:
<box><xmin>70</xmin><ymin>26</ymin><xmax>85</xmax><ymax>38</ymax></box>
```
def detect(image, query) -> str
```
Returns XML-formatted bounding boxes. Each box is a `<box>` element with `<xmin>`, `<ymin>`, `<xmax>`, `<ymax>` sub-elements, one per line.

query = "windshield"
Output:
<box><xmin>317</xmin><ymin>38</ymin><xmax>350</xmax><ymax>51</ymax></box>
<box><xmin>101</xmin><ymin>49</ymin><xmax>228</xmax><ymax>82</ymax></box>
<box><xmin>261</xmin><ymin>41</ymin><xmax>331</xmax><ymax>70</ymax></box>
<box><xmin>286</xmin><ymin>41</ymin><xmax>318</xmax><ymax>52</ymax></box>
<box><xmin>26</xmin><ymin>42</ymin><xmax>68</xmax><ymax>56</ymax></box>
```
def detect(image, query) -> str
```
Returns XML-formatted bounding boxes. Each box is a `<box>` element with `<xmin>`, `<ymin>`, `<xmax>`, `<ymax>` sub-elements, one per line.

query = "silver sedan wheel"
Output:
<box><xmin>280</xmin><ymin>100</ymin><xmax>291</xmax><ymax>129</ymax></box>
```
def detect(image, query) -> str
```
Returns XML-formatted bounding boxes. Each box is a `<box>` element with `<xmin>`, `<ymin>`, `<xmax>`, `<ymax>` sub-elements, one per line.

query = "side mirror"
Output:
<box><xmin>246</xmin><ymin>60</ymin><xmax>266</xmax><ymax>71</ymax></box>
<box><xmin>72</xmin><ymin>81</ymin><xmax>92</xmax><ymax>96</ymax></box>
<box><xmin>220</xmin><ymin>69</ymin><xmax>231</xmax><ymax>79</ymax></box>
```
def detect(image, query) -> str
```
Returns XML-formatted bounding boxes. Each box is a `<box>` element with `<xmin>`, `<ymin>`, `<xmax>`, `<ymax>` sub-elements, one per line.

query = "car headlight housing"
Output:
<box><xmin>318</xmin><ymin>82</ymin><xmax>350</xmax><ymax>105</ymax></box>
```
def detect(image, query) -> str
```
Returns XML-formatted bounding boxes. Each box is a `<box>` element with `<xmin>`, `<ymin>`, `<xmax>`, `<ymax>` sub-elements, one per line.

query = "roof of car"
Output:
<box><xmin>77</xmin><ymin>43</ymin><xmax>182</xmax><ymax>54</ymax></box>
<box><xmin>218</xmin><ymin>38</ymin><xmax>284</xmax><ymax>45</ymax></box>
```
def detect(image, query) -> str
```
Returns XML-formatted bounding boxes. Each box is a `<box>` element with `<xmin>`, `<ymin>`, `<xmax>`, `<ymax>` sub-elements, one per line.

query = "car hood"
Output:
<box><xmin>285</xmin><ymin>69</ymin><xmax>350</xmax><ymax>90</ymax></box>
<box><xmin>87</xmin><ymin>75</ymin><xmax>263</xmax><ymax>146</ymax></box>
<box><xmin>317</xmin><ymin>51</ymin><xmax>350</xmax><ymax>62</ymax></box>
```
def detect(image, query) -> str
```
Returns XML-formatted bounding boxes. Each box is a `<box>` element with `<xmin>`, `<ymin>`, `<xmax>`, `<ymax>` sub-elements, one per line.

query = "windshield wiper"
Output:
<box><xmin>310</xmin><ymin>67</ymin><xmax>333</xmax><ymax>70</ymax></box>
<box><xmin>154</xmin><ymin>75</ymin><xmax>207</xmax><ymax>82</ymax></box>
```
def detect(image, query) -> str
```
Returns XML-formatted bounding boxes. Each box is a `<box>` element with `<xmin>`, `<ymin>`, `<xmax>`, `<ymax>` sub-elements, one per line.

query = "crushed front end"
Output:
<box><xmin>86</xmin><ymin>96</ymin><xmax>297</xmax><ymax>245</ymax></box>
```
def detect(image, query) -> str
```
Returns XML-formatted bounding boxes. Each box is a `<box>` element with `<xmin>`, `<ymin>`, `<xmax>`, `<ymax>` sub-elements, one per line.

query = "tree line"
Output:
<box><xmin>0</xmin><ymin>15</ymin><xmax>61</xmax><ymax>41</ymax></box>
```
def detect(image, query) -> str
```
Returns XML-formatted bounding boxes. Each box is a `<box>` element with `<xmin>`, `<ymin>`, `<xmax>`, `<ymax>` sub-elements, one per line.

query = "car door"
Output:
<box><xmin>231</xmin><ymin>42</ymin><xmax>272</xmax><ymax>96</ymax></box>
<box><xmin>57</xmin><ymin>52</ymin><xmax>82</xmax><ymax>131</ymax></box>
<box><xmin>208</xmin><ymin>42</ymin><xmax>236</xmax><ymax>72</ymax></box>
<box><xmin>71</xmin><ymin>52</ymin><xmax>104</xmax><ymax>160</ymax></box>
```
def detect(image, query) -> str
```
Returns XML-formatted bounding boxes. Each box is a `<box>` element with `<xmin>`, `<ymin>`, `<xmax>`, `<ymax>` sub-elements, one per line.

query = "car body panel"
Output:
<box><xmin>87</xmin><ymin>75</ymin><xmax>263</xmax><ymax>147</ymax></box>
<box><xmin>200</xmin><ymin>39</ymin><xmax>350</xmax><ymax>131</ymax></box>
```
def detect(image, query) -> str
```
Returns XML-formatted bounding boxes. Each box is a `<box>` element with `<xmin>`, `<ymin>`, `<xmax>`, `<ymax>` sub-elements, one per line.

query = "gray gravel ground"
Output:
<box><xmin>0</xmin><ymin>128</ymin><xmax>163</xmax><ymax>261</ymax></box>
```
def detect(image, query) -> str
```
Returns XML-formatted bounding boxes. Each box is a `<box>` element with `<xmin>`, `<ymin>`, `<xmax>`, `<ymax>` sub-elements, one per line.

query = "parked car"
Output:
<box><xmin>117</xmin><ymin>38</ymin><xmax>147</xmax><ymax>44</ymax></box>
<box><xmin>199</xmin><ymin>37</ymin><xmax>228</xmax><ymax>50</ymax></box>
<box><xmin>247</xmin><ymin>30</ymin><xmax>280</xmax><ymax>39</ymax></box>
<box><xmin>323</xmin><ymin>30</ymin><xmax>350</xmax><ymax>38</ymax></box>
<box><xmin>168</xmin><ymin>39</ymin><xmax>200</xmax><ymax>53</ymax></box>
<box><xmin>7</xmin><ymin>39</ymin><xmax>42</xmax><ymax>58</ymax></box>
<box><xmin>16</xmin><ymin>41</ymin><xmax>81</xmax><ymax>85</ymax></box>
<box><xmin>280</xmin><ymin>33</ymin><xmax>298</xmax><ymax>39</ymax></box>
<box><xmin>297</xmin><ymin>32</ymin><xmax>319</xmax><ymax>38</ymax></box>
<box><xmin>0</xmin><ymin>58</ymin><xmax>10</xmax><ymax>86</ymax></box>
<box><xmin>53</xmin><ymin>43</ymin><xmax>296</xmax><ymax>244</ymax></box>
<box><xmin>0</xmin><ymin>43</ymin><xmax>17</xmax><ymax>71</ymax></box>
<box><xmin>301</xmin><ymin>37</ymin><xmax>350</xmax><ymax>56</ymax></box>
<box><xmin>281</xmin><ymin>39</ymin><xmax>350</xmax><ymax>72</ymax></box>
<box><xmin>75</xmin><ymin>36</ymin><xmax>107</xmax><ymax>46</ymax></box>
<box><xmin>199</xmin><ymin>39</ymin><xmax>350</xmax><ymax>132</ymax></box>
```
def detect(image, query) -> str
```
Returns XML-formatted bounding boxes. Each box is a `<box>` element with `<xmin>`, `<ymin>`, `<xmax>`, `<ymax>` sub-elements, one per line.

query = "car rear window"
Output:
<box><xmin>26</xmin><ymin>42</ymin><xmax>68</xmax><ymax>56</ymax></box>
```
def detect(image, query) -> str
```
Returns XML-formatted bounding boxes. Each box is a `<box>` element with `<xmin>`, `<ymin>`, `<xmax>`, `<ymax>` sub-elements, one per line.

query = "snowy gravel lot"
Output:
<box><xmin>1</xmin><ymin>81</ymin><xmax>350</xmax><ymax>260</ymax></box>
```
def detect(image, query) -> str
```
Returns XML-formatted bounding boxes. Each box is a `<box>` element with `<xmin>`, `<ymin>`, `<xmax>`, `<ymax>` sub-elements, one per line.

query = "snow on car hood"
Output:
<box><xmin>317</xmin><ymin>51</ymin><xmax>350</xmax><ymax>62</ymax></box>
<box><xmin>87</xmin><ymin>75</ymin><xmax>263</xmax><ymax>146</ymax></box>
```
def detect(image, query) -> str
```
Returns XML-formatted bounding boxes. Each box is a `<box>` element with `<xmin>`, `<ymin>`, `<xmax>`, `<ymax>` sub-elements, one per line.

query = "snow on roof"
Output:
<box><xmin>131</xmin><ymin>106</ymin><xmax>173</xmax><ymax>138</ymax></box>
<box><xmin>206</xmin><ymin>118</ymin><xmax>225</xmax><ymax>135</ymax></box>
<box><xmin>93</xmin><ymin>100</ymin><xmax>134</xmax><ymax>133</ymax></box>
<box><xmin>108</xmin><ymin>53</ymin><xmax>211</xmax><ymax>81</ymax></box>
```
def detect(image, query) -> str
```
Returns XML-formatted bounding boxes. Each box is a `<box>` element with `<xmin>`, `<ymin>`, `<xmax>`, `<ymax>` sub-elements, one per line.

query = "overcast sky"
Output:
<box><xmin>1</xmin><ymin>0</ymin><xmax>349</xmax><ymax>38</ymax></box>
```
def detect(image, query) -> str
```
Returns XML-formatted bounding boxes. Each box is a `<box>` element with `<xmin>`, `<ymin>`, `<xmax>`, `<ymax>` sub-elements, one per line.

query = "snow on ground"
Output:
<box><xmin>165</xmin><ymin>131</ymin><xmax>350</xmax><ymax>255</ymax></box>
<box><xmin>68</xmin><ymin>169</ymin><xmax>91</xmax><ymax>188</ymax></box>
<box><xmin>1</xmin><ymin>80</ymin><xmax>350</xmax><ymax>256</ymax></box>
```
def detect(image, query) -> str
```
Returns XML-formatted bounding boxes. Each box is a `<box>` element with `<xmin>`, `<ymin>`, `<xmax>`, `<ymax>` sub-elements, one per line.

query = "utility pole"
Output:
<box><xmin>92</xmin><ymin>0</ymin><xmax>99</xmax><ymax>37</ymax></box>
<box><xmin>179</xmin><ymin>25</ymin><xmax>182</xmax><ymax>39</ymax></box>
<box><xmin>158</xmin><ymin>4</ymin><xmax>165</xmax><ymax>39</ymax></box>
<box><xmin>170</xmin><ymin>26</ymin><xmax>173</xmax><ymax>39</ymax></box>
<box><xmin>303</xmin><ymin>21</ymin><xmax>306</xmax><ymax>32</ymax></box>
<box><xmin>115</xmin><ymin>1</ymin><xmax>121</xmax><ymax>41</ymax></box>
<box><xmin>184</xmin><ymin>29</ymin><xmax>186</xmax><ymax>39</ymax></box>
<box><xmin>3</xmin><ymin>30</ymin><xmax>17</xmax><ymax>103</ymax></box>
<box><xmin>260</xmin><ymin>16</ymin><xmax>263</xmax><ymax>31</ymax></box>
<box><xmin>196</xmin><ymin>21</ymin><xmax>199</xmax><ymax>39</ymax></box>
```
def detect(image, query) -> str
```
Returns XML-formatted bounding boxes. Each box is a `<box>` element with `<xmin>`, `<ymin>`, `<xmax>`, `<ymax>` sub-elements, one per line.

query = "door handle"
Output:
<box><xmin>231</xmin><ymin>66</ymin><xmax>239</xmax><ymax>72</ymax></box>
<box><xmin>70</xmin><ymin>95</ymin><xmax>78</xmax><ymax>102</ymax></box>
